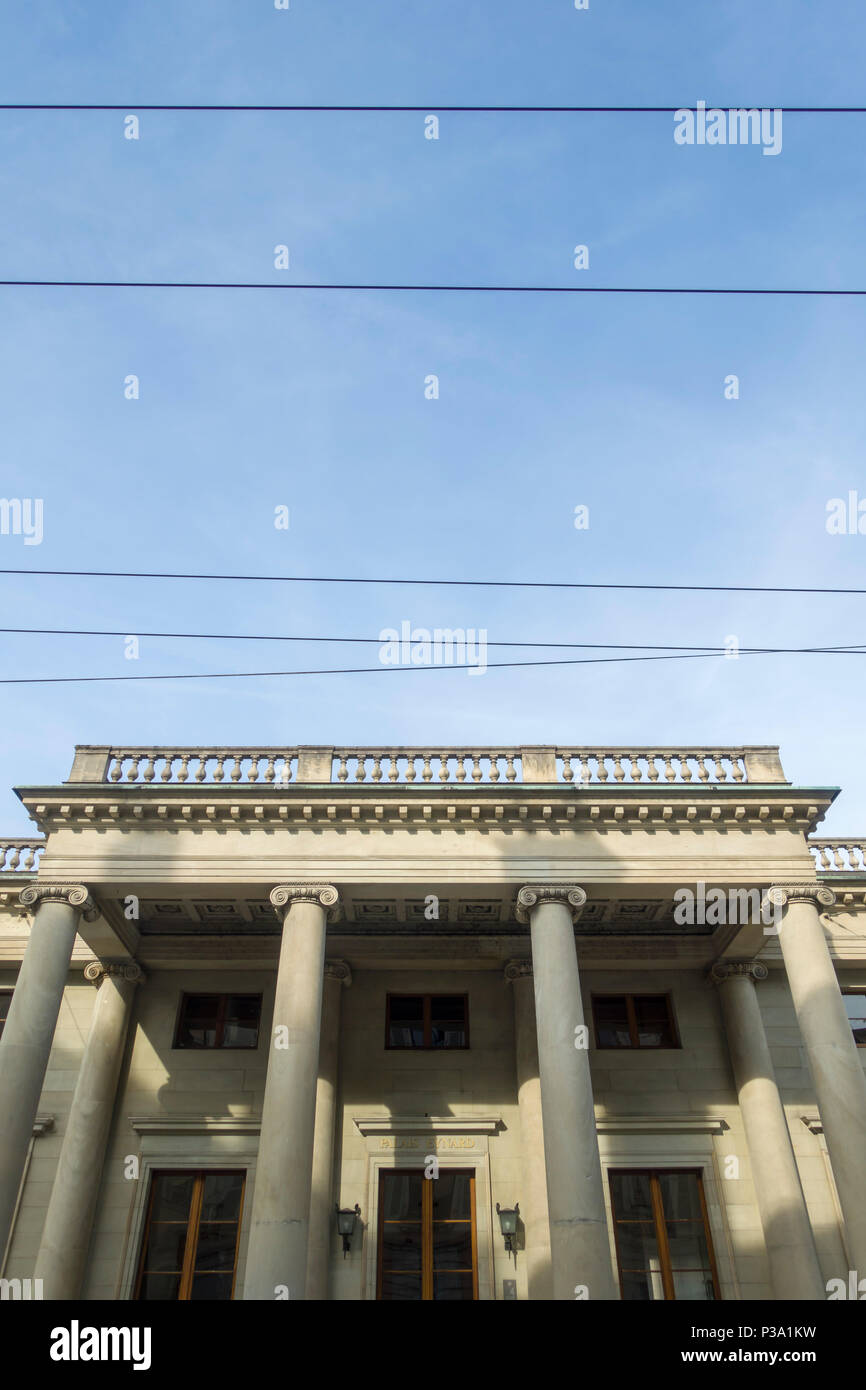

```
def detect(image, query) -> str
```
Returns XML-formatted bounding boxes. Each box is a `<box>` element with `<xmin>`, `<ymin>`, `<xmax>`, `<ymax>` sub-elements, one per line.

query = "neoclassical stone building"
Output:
<box><xmin>0</xmin><ymin>743</ymin><xmax>865</xmax><ymax>1302</ymax></box>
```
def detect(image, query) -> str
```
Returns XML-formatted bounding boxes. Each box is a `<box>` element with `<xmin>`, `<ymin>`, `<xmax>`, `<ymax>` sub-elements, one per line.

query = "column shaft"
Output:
<box><xmin>773</xmin><ymin>887</ymin><xmax>866</xmax><ymax>1273</ymax></box>
<box><xmin>518</xmin><ymin>886</ymin><xmax>617</xmax><ymax>1301</ymax></box>
<box><xmin>0</xmin><ymin>885</ymin><xmax>96</xmax><ymax>1259</ymax></box>
<box><xmin>305</xmin><ymin>963</ymin><xmax>349</xmax><ymax>1299</ymax></box>
<box><xmin>35</xmin><ymin>963</ymin><xmax>141</xmax><ymax>1297</ymax></box>
<box><xmin>713</xmin><ymin>964</ymin><xmax>824</xmax><ymax>1299</ymax></box>
<box><xmin>507</xmin><ymin>964</ymin><xmax>553</xmax><ymax>1299</ymax></box>
<box><xmin>243</xmin><ymin>885</ymin><xmax>337</xmax><ymax>1300</ymax></box>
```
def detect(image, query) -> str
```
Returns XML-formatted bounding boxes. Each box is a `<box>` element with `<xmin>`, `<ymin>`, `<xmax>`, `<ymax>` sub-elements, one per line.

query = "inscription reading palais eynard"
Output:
<box><xmin>379</xmin><ymin>1137</ymin><xmax>476</xmax><ymax>1150</ymax></box>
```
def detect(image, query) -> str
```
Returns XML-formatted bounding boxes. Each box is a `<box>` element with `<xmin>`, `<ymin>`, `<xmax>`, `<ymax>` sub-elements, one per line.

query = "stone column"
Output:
<box><xmin>768</xmin><ymin>883</ymin><xmax>866</xmax><ymax>1273</ymax></box>
<box><xmin>516</xmin><ymin>886</ymin><xmax>617</xmax><ymax>1301</ymax></box>
<box><xmin>710</xmin><ymin>961</ymin><xmax>824</xmax><ymax>1300</ymax></box>
<box><xmin>0</xmin><ymin>883</ymin><xmax>99</xmax><ymax>1259</ymax></box>
<box><xmin>35</xmin><ymin>960</ymin><xmax>144</xmax><ymax>1298</ymax></box>
<box><xmin>306</xmin><ymin>959</ymin><xmax>351</xmax><ymax>1300</ymax></box>
<box><xmin>504</xmin><ymin>960</ymin><xmax>552</xmax><ymax>1299</ymax></box>
<box><xmin>243</xmin><ymin>883</ymin><xmax>339</xmax><ymax>1300</ymax></box>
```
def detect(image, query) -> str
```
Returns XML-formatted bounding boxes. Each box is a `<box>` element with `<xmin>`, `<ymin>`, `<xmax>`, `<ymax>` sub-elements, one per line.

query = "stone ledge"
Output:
<box><xmin>354</xmin><ymin>1115</ymin><xmax>503</xmax><ymax>1136</ymax></box>
<box><xmin>129</xmin><ymin>1116</ymin><xmax>260</xmax><ymax>1135</ymax></box>
<box><xmin>597</xmin><ymin>1116</ymin><xmax>728</xmax><ymax>1135</ymax></box>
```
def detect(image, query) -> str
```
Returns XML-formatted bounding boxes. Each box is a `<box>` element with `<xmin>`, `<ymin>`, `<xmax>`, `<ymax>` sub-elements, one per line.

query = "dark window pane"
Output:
<box><xmin>222</xmin><ymin>996</ymin><xmax>260</xmax><ymax>1048</ymax></box>
<box><xmin>634</xmin><ymin>997</ymin><xmax>674</xmax><ymax>1047</ymax></box>
<box><xmin>382</xmin><ymin>1224</ymin><xmax>423</xmax><ymax>1270</ymax></box>
<box><xmin>141</xmin><ymin>1224</ymin><xmax>188</xmax><ymax>1273</ymax></box>
<box><xmin>193</xmin><ymin>1223</ymin><xmax>239</xmax><ymax>1271</ymax></box>
<box><xmin>389</xmin><ymin>1023</ymin><xmax>424</xmax><ymax>1047</ymax></box>
<box><xmin>177</xmin><ymin>996</ymin><xmax>220</xmax><ymax>1048</ymax></box>
<box><xmin>430</xmin><ymin>997</ymin><xmax>465</xmax><ymax>1022</ymax></box>
<box><xmin>431</xmin><ymin>1024</ymin><xmax>465</xmax><ymax>1047</ymax></box>
<box><xmin>657</xmin><ymin>1173</ymin><xmax>704</xmax><ymax>1223</ymax></box>
<box><xmin>433</xmin><ymin>1272</ymin><xmax>474</xmax><ymax>1300</ymax></box>
<box><xmin>138</xmin><ymin>1273</ymin><xmax>182</xmax><ymax>1301</ymax></box>
<box><xmin>594</xmin><ymin>997</ymin><xmax>631</xmax><ymax>1047</ymax></box>
<box><xmin>149</xmin><ymin>1174</ymin><xmax>194</xmax><ymax>1223</ymax></box>
<box><xmin>195</xmin><ymin>1218</ymin><xmax>238</xmax><ymax>1261</ymax></box>
<box><xmin>389</xmin><ymin>997</ymin><xmax>424</xmax><ymax>1022</ymax></box>
<box><xmin>665</xmin><ymin>1222</ymin><xmax>712</xmax><ymax>1270</ymax></box>
<box><xmin>432</xmin><ymin>1227</ymin><xmax>473</xmax><ymax>1269</ymax></box>
<box><xmin>0</xmin><ymin>992</ymin><xmax>12</xmax><ymax>1042</ymax></box>
<box><xmin>380</xmin><ymin>1272</ymin><xmax>422</xmax><ymax>1300</ymax></box>
<box><xmin>200</xmin><ymin>1173</ymin><xmax>243</xmax><ymax>1223</ymax></box>
<box><xmin>621</xmin><ymin>1269</ymin><xmax>661</xmax><ymax>1301</ymax></box>
<box><xmin>673</xmin><ymin>1269</ymin><xmax>716</xmax><ymax>1300</ymax></box>
<box><xmin>382</xmin><ymin>1175</ymin><xmax>423</xmax><ymax>1220</ymax></box>
<box><xmin>432</xmin><ymin>1173</ymin><xmax>472</xmax><ymax>1220</ymax></box>
<box><xmin>610</xmin><ymin>1173</ymin><xmax>653</xmax><ymax>1221</ymax></box>
<box><xmin>189</xmin><ymin>1273</ymin><xmax>234</xmax><ymax>1301</ymax></box>
<box><xmin>614</xmin><ymin>1220</ymin><xmax>659</xmax><ymax>1270</ymax></box>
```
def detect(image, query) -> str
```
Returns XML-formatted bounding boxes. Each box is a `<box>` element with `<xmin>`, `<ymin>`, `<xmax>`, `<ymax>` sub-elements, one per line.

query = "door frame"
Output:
<box><xmin>364</xmin><ymin>1152</ymin><xmax>495</xmax><ymax>1301</ymax></box>
<box><xmin>375</xmin><ymin>1167</ymin><xmax>479</xmax><ymax>1301</ymax></box>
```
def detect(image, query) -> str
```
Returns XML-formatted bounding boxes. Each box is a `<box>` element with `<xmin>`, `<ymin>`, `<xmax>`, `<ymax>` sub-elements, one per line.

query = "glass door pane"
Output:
<box><xmin>379</xmin><ymin>1170</ymin><xmax>477</xmax><ymax>1300</ymax></box>
<box><xmin>379</xmin><ymin>1172</ymin><xmax>424</xmax><ymax>1300</ymax></box>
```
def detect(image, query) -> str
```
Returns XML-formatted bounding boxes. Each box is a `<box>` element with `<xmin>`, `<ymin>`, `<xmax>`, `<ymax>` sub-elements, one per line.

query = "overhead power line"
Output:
<box><xmin>1</xmin><ymin>647</ymin><xmax>865</xmax><ymax>686</ymax></box>
<box><xmin>1</xmin><ymin>279</ymin><xmax>864</xmax><ymax>296</ymax></box>
<box><xmin>1</xmin><ymin>104</ymin><xmax>864</xmax><ymax>113</ymax></box>
<box><xmin>1</xmin><ymin>626</ymin><xmax>865</xmax><ymax>656</ymax></box>
<box><xmin>2</xmin><ymin>567</ymin><xmax>866</xmax><ymax>596</ymax></box>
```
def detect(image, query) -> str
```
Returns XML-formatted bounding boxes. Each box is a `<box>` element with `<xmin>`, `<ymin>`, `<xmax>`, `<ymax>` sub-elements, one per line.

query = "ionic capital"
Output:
<box><xmin>515</xmin><ymin>884</ymin><xmax>587</xmax><ymax>924</ymax></box>
<box><xmin>709</xmin><ymin>960</ymin><xmax>769</xmax><ymax>987</ymax></box>
<box><xmin>504</xmin><ymin>959</ymin><xmax>533</xmax><ymax>983</ymax></box>
<box><xmin>19</xmin><ymin>882</ymin><xmax>100</xmax><ymax>922</ymax></box>
<box><xmin>325</xmin><ymin>959</ymin><xmax>352</xmax><ymax>986</ymax></box>
<box><xmin>269</xmin><ymin>883</ymin><xmax>341</xmax><ymax>922</ymax></box>
<box><xmin>83</xmin><ymin>959</ymin><xmax>146</xmax><ymax>987</ymax></box>
<box><xmin>766</xmin><ymin>884</ymin><xmax>836</xmax><ymax>911</ymax></box>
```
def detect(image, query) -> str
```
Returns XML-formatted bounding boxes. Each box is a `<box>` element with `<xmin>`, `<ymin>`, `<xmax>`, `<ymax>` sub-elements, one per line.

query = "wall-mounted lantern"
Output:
<box><xmin>496</xmin><ymin>1202</ymin><xmax>519</xmax><ymax>1255</ymax></box>
<box><xmin>335</xmin><ymin>1203</ymin><xmax>361</xmax><ymax>1257</ymax></box>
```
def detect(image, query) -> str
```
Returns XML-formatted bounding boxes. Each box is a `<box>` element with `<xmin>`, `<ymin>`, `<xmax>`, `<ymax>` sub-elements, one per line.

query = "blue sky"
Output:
<box><xmin>0</xmin><ymin>0</ymin><xmax>865</xmax><ymax>831</ymax></box>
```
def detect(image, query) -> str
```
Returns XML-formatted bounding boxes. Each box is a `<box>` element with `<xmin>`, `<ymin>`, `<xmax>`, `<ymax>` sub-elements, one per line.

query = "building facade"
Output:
<box><xmin>1</xmin><ymin>742</ymin><xmax>865</xmax><ymax>1302</ymax></box>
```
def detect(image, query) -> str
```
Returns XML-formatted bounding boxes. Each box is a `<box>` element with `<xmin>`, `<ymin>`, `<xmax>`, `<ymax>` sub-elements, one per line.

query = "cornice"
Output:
<box><xmin>16</xmin><ymin>781</ymin><xmax>835</xmax><ymax>835</ymax></box>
